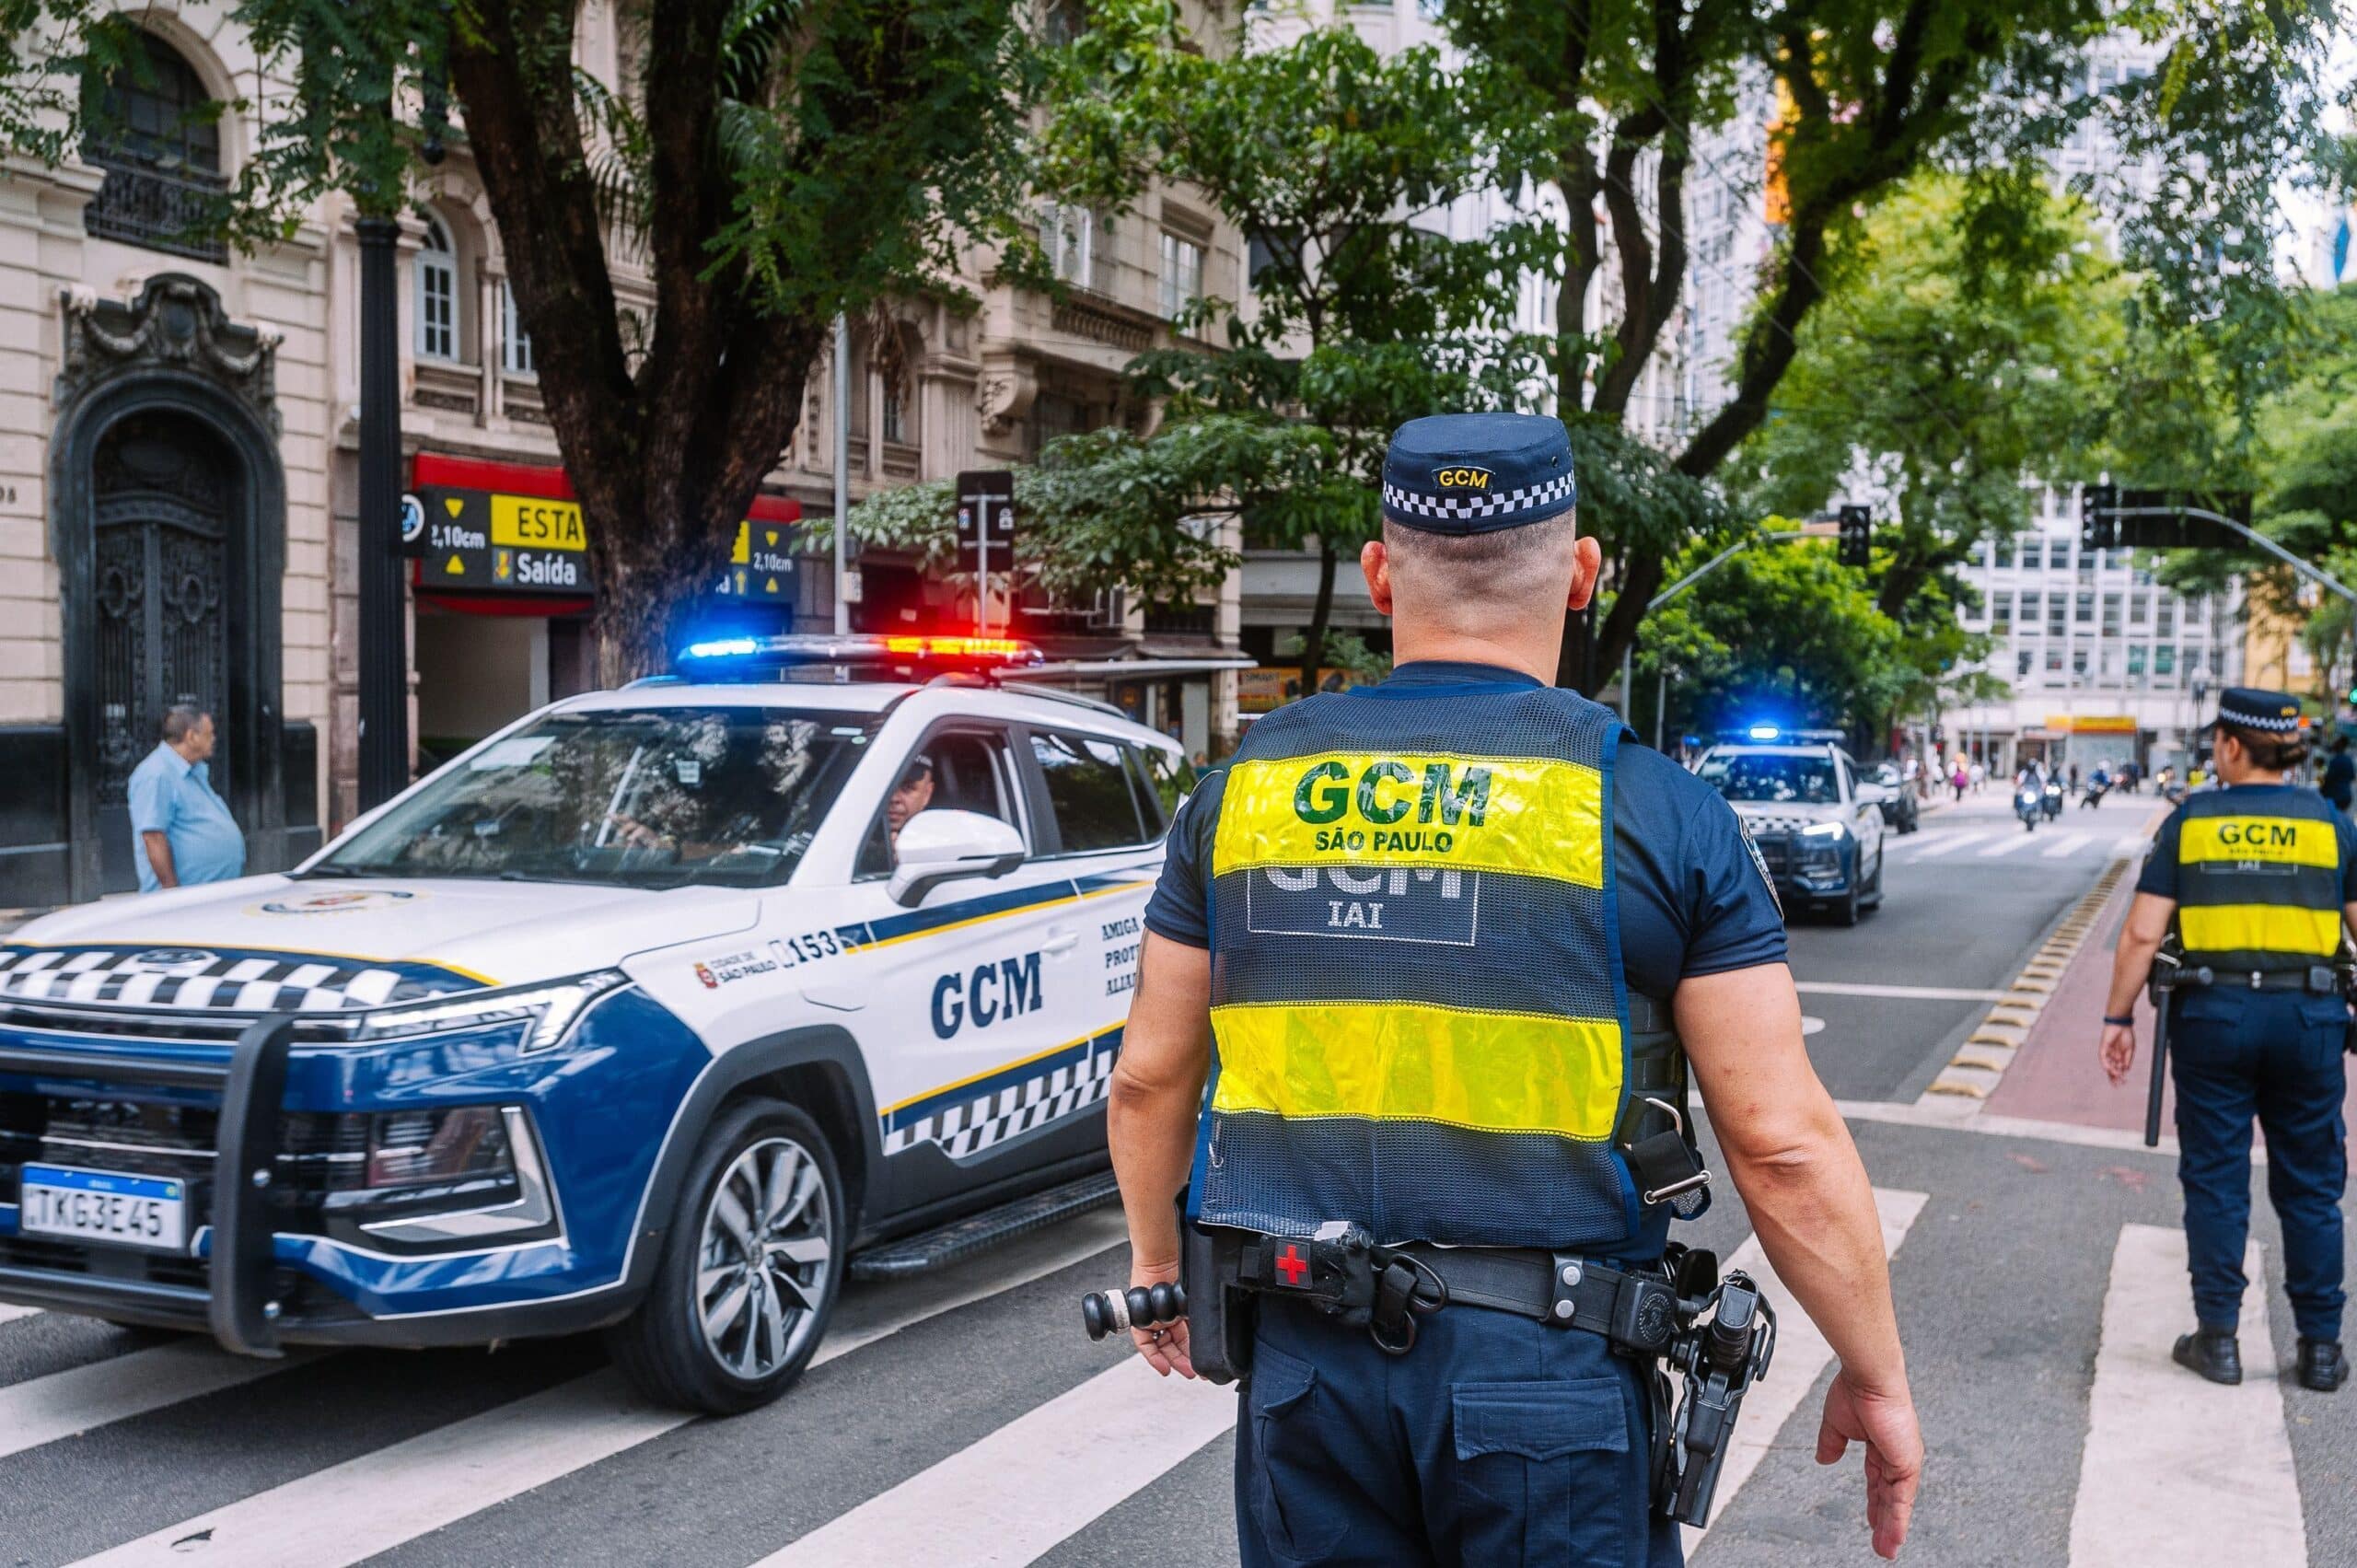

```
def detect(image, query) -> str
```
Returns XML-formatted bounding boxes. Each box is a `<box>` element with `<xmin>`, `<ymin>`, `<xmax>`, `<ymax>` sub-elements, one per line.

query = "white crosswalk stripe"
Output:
<box><xmin>757</xmin><ymin>1354</ymin><xmax>1237</xmax><ymax>1566</ymax></box>
<box><xmin>2068</xmin><ymin>1225</ymin><xmax>2306</xmax><ymax>1567</ymax></box>
<box><xmin>2041</xmin><ymin>831</ymin><xmax>2094</xmax><ymax>858</ymax></box>
<box><xmin>1976</xmin><ymin>832</ymin><xmax>2039</xmax><ymax>858</ymax></box>
<box><xmin>1898</xmin><ymin>830</ymin><xmax>1989</xmax><ymax>859</ymax></box>
<box><xmin>0</xmin><ymin>1341</ymin><xmax>322</xmax><ymax>1462</ymax></box>
<box><xmin>0</xmin><ymin>1302</ymin><xmax>40</xmax><ymax>1327</ymax></box>
<box><xmin>65</xmin><ymin>1209</ymin><xmax>1131</xmax><ymax>1568</ymax></box>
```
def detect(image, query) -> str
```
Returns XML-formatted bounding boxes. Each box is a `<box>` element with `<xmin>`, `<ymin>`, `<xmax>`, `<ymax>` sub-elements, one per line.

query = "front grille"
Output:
<box><xmin>1751</xmin><ymin>837</ymin><xmax>1791</xmax><ymax>874</ymax></box>
<box><xmin>1</xmin><ymin>1091</ymin><xmax>371</xmax><ymax>1212</ymax></box>
<box><xmin>0</xmin><ymin>999</ymin><xmax>356</xmax><ymax>1044</ymax></box>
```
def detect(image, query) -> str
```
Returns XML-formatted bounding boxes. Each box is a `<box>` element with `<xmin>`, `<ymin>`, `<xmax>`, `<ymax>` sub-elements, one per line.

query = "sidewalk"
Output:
<box><xmin>1985</xmin><ymin>815</ymin><xmax>2357</xmax><ymax>1139</ymax></box>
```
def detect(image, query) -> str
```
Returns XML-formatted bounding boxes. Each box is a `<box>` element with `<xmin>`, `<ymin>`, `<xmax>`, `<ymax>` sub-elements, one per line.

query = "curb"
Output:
<box><xmin>1918</xmin><ymin>849</ymin><xmax>2141</xmax><ymax>1103</ymax></box>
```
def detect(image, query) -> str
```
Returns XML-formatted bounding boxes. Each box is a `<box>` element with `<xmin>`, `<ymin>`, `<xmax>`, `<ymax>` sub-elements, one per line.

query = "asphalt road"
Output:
<box><xmin>4</xmin><ymin>784</ymin><xmax>2351</xmax><ymax>1568</ymax></box>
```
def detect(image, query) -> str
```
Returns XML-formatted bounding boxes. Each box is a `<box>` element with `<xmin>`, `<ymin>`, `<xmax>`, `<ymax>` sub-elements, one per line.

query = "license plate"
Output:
<box><xmin>18</xmin><ymin>1164</ymin><xmax>188</xmax><ymax>1254</ymax></box>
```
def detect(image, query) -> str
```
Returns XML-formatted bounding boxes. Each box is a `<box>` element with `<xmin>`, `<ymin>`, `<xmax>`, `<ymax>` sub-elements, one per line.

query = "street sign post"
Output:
<box><xmin>955</xmin><ymin>470</ymin><xmax>1016</xmax><ymax>633</ymax></box>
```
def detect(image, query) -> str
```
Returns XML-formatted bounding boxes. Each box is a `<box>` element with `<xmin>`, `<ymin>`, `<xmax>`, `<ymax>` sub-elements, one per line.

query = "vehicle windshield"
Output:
<box><xmin>315</xmin><ymin>706</ymin><xmax>879</xmax><ymax>888</ymax></box>
<box><xmin>1700</xmin><ymin>752</ymin><xmax>1841</xmax><ymax>806</ymax></box>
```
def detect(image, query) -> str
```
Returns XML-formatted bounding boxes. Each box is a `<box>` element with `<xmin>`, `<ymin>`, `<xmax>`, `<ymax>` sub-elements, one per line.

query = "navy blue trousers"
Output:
<box><xmin>1233</xmin><ymin>1293</ymin><xmax>1683</xmax><ymax>1568</ymax></box>
<box><xmin>2170</xmin><ymin>988</ymin><xmax>2349</xmax><ymax>1342</ymax></box>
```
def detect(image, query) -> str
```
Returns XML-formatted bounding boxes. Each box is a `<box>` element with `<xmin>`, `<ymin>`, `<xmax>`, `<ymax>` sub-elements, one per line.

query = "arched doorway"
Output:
<box><xmin>87</xmin><ymin>410</ymin><xmax>239</xmax><ymax>889</ymax></box>
<box><xmin>52</xmin><ymin>274</ymin><xmax>290</xmax><ymax>902</ymax></box>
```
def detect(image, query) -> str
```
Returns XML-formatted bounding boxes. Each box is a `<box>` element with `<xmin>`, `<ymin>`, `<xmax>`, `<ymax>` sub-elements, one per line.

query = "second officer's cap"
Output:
<box><xmin>1381</xmin><ymin>412</ymin><xmax>1577</xmax><ymax>535</ymax></box>
<box><xmin>2212</xmin><ymin>687</ymin><xmax>2305</xmax><ymax>734</ymax></box>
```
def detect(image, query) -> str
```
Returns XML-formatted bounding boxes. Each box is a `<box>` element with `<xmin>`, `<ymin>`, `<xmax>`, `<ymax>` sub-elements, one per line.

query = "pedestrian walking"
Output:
<box><xmin>2099</xmin><ymin>688</ymin><xmax>2351</xmax><ymax>1395</ymax></box>
<box><xmin>1108</xmin><ymin>412</ymin><xmax>1922</xmax><ymax>1564</ymax></box>
<box><xmin>1969</xmin><ymin>760</ymin><xmax>1986</xmax><ymax>794</ymax></box>
<box><xmin>1952</xmin><ymin>761</ymin><xmax>1968</xmax><ymax>802</ymax></box>
<box><xmin>127</xmin><ymin>704</ymin><xmax>244</xmax><ymax>892</ymax></box>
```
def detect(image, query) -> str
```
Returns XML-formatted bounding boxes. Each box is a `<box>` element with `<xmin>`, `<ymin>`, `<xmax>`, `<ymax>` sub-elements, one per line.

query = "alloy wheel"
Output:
<box><xmin>694</xmin><ymin>1136</ymin><xmax>832</xmax><ymax>1380</ymax></box>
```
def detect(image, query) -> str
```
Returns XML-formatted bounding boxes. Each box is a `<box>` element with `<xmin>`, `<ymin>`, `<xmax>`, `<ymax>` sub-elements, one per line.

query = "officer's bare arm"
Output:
<box><xmin>2099</xmin><ymin>893</ymin><xmax>2176</xmax><ymax>1084</ymax></box>
<box><xmin>1678</xmin><ymin>961</ymin><xmax>1922</xmax><ymax>1561</ymax></box>
<box><xmin>1107</xmin><ymin>932</ymin><xmax>1213</xmax><ymax>1376</ymax></box>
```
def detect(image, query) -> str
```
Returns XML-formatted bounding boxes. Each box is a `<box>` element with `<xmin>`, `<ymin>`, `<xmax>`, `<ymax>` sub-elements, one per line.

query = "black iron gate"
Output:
<box><xmin>89</xmin><ymin>411</ymin><xmax>237</xmax><ymax>891</ymax></box>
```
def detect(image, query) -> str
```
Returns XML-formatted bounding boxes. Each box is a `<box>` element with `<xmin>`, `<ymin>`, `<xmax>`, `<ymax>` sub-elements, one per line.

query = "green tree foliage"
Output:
<box><xmin>829</xmin><ymin>413</ymin><xmax>1345</xmax><ymax>609</ymax></box>
<box><xmin>1636</xmin><ymin>532</ymin><xmax>1994</xmax><ymax>742</ymax></box>
<box><xmin>0</xmin><ymin>0</ymin><xmax>1041</xmax><ymax>679</ymax></box>
<box><xmin>1736</xmin><ymin>173</ymin><xmax>2124</xmax><ymax>620</ymax></box>
<box><xmin>1434</xmin><ymin>0</ymin><xmax>2341</xmax><ymax>690</ymax></box>
<box><xmin>2152</xmin><ymin>285</ymin><xmax>2357</xmax><ymax>692</ymax></box>
<box><xmin>1027</xmin><ymin>3</ymin><xmax>1554</xmax><ymax>693</ymax></box>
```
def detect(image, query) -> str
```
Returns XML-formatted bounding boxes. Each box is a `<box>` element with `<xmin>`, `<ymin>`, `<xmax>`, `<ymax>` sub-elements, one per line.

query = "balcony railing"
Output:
<box><xmin>83</xmin><ymin>155</ymin><xmax>228</xmax><ymax>263</ymax></box>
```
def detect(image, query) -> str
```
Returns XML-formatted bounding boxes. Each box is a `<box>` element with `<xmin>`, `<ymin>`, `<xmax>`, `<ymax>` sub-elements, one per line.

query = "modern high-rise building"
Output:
<box><xmin>1945</xmin><ymin>485</ymin><xmax>2242</xmax><ymax>777</ymax></box>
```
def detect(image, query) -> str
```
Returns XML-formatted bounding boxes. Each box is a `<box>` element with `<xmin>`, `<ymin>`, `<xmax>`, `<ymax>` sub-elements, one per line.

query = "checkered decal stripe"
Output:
<box><xmin>1382</xmin><ymin>472</ymin><xmax>1575</xmax><ymax>522</ymax></box>
<box><xmin>885</xmin><ymin>1039</ymin><xmax>1120</xmax><ymax>1160</ymax></box>
<box><xmin>0</xmin><ymin>946</ymin><xmax>482</xmax><ymax>1012</ymax></box>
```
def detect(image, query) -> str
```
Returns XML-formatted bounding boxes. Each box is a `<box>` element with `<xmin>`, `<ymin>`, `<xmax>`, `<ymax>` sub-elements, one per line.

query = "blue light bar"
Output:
<box><xmin>1747</xmin><ymin>725</ymin><xmax>1781</xmax><ymax>740</ymax></box>
<box><xmin>681</xmin><ymin>637</ymin><xmax>762</xmax><ymax>661</ymax></box>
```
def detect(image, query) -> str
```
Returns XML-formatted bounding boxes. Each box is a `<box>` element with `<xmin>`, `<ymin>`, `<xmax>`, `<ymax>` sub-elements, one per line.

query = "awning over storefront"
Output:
<box><xmin>404</xmin><ymin>454</ymin><xmax>804</xmax><ymax>606</ymax></box>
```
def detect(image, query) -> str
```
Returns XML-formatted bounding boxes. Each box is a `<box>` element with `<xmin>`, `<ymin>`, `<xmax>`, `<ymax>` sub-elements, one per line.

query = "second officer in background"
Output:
<box><xmin>1107</xmin><ymin>412</ymin><xmax>1923</xmax><ymax>1564</ymax></box>
<box><xmin>2101</xmin><ymin>688</ymin><xmax>2354</xmax><ymax>1392</ymax></box>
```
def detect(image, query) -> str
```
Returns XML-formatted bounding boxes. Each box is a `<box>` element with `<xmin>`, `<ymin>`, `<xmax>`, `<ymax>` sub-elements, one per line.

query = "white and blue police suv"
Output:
<box><xmin>1694</xmin><ymin>726</ymin><xmax>1888</xmax><ymax>926</ymax></box>
<box><xmin>0</xmin><ymin>636</ymin><xmax>1178</xmax><ymax>1412</ymax></box>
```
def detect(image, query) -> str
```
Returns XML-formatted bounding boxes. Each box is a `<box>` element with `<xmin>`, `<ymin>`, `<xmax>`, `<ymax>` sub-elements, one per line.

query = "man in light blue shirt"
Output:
<box><xmin>127</xmin><ymin>705</ymin><xmax>245</xmax><ymax>892</ymax></box>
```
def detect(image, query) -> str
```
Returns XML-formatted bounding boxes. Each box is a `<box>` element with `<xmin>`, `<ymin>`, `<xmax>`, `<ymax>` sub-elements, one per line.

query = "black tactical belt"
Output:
<box><xmin>1393</xmin><ymin>1243</ymin><xmax>1685</xmax><ymax>1356</ymax></box>
<box><xmin>2166</xmin><ymin>963</ymin><xmax>2341</xmax><ymax>994</ymax></box>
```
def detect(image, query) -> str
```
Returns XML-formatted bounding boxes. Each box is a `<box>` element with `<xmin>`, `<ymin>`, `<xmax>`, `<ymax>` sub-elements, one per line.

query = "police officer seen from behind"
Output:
<box><xmin>1109</xmin><ymin>413</ymin><xmax>1922</xmax><ymax>1564</ymax></box>
<box><xmin>2101</xmin><ymin>689</ymin><xmax>2354</xmax><ymax>1393</ymax></box>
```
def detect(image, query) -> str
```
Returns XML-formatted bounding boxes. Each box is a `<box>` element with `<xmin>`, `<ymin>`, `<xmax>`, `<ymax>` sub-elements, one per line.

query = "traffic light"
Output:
<box><xmin>2079</xmin><ymin>482</ymin><xmax>2119</xmax><ymax>552</ymax></box>
<box><xmin>1837</xmin><ymin>505</ymin><xmax>1872</xmax><ymax>568</ymax></box>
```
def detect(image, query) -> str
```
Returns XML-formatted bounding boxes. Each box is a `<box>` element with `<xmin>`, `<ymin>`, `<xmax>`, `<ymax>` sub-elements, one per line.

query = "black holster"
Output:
<box><xmin>1182</xmin><ymin>1219</ymin><xmax>1257</xmax><ymax>1386</ymax></box>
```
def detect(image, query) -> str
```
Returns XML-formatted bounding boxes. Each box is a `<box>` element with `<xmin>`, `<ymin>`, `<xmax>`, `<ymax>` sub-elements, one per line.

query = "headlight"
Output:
<box><xmin>347</xmin><ymin>1105</ymin><xmax>563</xmax><ymax>1248</ymax></box>
<box><xmin>365</xmin><ymin>1105</ymin><xmax>513</xmax><ymax>1189</ymax></box>
<box><xmin>348</xmin><ymin>970</ymin><xmax>629</xmax><ymax>1052</ymax></box>
<box><xmin>1800</xmin><ymin>821</ymin><xmax>1849</xmax><ymax>839</ymax></box>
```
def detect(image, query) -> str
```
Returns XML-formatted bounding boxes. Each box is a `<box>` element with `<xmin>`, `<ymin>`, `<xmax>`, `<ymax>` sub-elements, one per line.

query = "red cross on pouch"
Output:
<box><xmin>1274</xmin><ymin>1243</ymin><xmax>1309</xmax><ymax>1287</ymax></box>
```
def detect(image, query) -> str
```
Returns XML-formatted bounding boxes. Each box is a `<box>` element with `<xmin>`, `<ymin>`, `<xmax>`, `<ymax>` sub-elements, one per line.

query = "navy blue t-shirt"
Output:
<box><xmin>1144</xmin><ymin>661</ymin><xmax>1789</xmax><ymax>998</ymax></box>
<box><xmin>2137</xmin><ymin>781</ymin><xmax>2357</xmax><ymax>901</ymax></box>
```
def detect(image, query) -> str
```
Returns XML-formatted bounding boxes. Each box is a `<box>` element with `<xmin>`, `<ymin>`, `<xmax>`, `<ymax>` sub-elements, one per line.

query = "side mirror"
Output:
<box><xmin>886</xmin><ymin>809</ymin><xmax>1027</xmax><ymax>908</ymax></box>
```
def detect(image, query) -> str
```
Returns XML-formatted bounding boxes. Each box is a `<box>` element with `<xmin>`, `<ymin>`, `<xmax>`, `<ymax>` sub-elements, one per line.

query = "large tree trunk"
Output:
<box><xmin>1299</xmin><ymin>539</ymin><xmax>1340</xmax><ymax>699</ymax></box>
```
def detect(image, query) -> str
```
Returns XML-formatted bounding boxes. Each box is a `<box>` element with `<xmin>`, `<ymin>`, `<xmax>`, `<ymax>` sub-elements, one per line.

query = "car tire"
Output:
<box><xmin>607</xmin><ymin>1098</ymin><xmax>848</xmax><ymax>1416</ymax></box>
<box><xmin>1834</xmin><ymin>879</ymin><xmax>1862</xmax><ymax>926</ymax></box>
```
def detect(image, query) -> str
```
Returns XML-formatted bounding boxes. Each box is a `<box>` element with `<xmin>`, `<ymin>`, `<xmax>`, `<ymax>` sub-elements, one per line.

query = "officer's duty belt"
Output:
<box><xmin>1394</xmin><ymin>1243</ymin><xmax>1683</xmax><ymax>1356</ymax></box>
<box><xmin>2164</xmin><ymin>962</ymin><xmax>2342</xmax><ymax>995</ymax></box>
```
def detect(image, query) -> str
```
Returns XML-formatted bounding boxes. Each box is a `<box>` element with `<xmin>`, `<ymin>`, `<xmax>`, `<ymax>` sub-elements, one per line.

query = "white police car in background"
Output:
<box><xmin>0</xmin><ymin>635</ymin><xmax>1179</xmax><ymax>1412</ymax></box>
<box><xmin>1694</xmin><ymin>726</ymin><xmax>1887</xmax><ymax>925</ymax></box>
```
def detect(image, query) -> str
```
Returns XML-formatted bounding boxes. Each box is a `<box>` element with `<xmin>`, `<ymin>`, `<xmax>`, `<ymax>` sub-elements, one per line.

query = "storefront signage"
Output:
<box><xmin>1239</xmin><ymin>666</ymin><xmax>1363</xmax><ymax>714</ymax></box>
<box><xmin>408</xmin><ymin>455</ymin><xmax>802</xmax><ymax>601</ymax></box>
<box><xmin>2044</xmin><ymin>714</ymin><xmax>2138</xmax><ymax>734</ymax></box>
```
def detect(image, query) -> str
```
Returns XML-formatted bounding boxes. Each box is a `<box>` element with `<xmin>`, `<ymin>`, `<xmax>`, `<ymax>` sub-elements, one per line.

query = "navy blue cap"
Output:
<box><xmin>2213</xmin><ymin>687</ymin><xmax>2305</xmax><ymax>734</ymax></box>
<box><xmin>1380</xmin><ymin>412</ymin><xmax>1576</xmax><ymax>534</ymax></box>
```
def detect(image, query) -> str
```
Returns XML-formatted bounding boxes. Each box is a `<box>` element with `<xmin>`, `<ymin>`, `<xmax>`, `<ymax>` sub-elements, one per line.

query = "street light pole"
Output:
<box><xmin>832</xmin><ymin>315</ymin><xmax>851</xmax><ymax>634</ymax></box>
<box><xmin>354</xmin><ymin>212</ymin><xmax>408</xmax><ymax>811</ymax></box>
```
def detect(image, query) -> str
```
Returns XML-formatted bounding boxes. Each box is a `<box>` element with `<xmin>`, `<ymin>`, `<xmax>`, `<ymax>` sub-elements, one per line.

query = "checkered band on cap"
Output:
<box><xmin>1381</xmin><ymin>471</ymin><xmax>1576</xmax><ymax>527</ymax></box>
<box><xmin>2216</xmin><ymin>687</ymin><xmax>2305</xmax><ymax>733</ymax></box>
<box><xmin>1380</xmin><ymin>412</ymin><xmax>1577</xmax><ymax>535</ymax></box>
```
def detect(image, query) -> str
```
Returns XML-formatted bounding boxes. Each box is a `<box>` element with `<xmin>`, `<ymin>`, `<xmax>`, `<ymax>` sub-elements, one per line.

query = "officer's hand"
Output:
<box><xmin>1129</xmin><ymin>1258</ymin><xmax>1194</xmax><ymax>1379</ymax></box>
<box><xmin>1816</xmin><ymin>1370</ymin><xmax>1922</xmax><ymax>1560</ymax></box>
<box><xmin>2099</xmin><ymin>1023</ymin><xmax>2137</xmax><ymax>1086</ymax></box>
